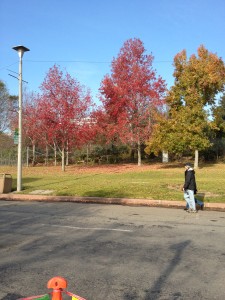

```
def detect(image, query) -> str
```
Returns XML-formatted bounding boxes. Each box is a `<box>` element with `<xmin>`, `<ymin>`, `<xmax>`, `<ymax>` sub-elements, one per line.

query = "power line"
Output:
<box><xmin>25</xmin><ymin>59</ymin><xmax>111</xmax><ymax>64</ymax></box>
<box><xmin>8</xmin><ymin>73</ymin><xmax>28</xmax><ymax>84</ymax></box>
<box><xmin>0</xmin><ymin>59</ymin><xmax>173</xmax><ymax>73</ymax></box>
<box><xmin>25</xmin><ymin>59</ymin><xmax>172</xmax><ymax>64</ymax></box>
<box><xmin>7</xmin><ymin>69</ymin><xmax>18</xmax><ymax>74</ymax></box>
<box><xmin>0</xmin><ymin>62</ymin><xmax>18</xmax><ymax>71</ymax></box>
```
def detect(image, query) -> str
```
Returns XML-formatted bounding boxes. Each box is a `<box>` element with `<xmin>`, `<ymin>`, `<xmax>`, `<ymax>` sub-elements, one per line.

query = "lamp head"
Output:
<box><xmin>12</xmin><ymin>45</ymin><xmax>30</xmax><ymax>58</ymax></box>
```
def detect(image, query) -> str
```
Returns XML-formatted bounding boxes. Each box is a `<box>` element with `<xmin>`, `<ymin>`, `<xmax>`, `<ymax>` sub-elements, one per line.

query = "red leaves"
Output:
<box><xmin>23</xmin><ymin>65</ymin><xmax>94</xmax><ymax>154</ymax></box>
<box><xmin>100</xmin><ymin>38</ymin><xmax>166</xmax><ymax>148</ymax></box>
<box><xmin>21</xmin><ymin>39</ymin><xmax>168</xmax><ymax>166</ymax></box>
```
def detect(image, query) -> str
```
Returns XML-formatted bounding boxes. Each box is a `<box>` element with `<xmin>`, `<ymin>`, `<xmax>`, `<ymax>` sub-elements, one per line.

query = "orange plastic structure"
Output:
<box><xmin>47</xmin><ymin>277</ymin><xmax>67</xmax><ymax>300</ymax></box>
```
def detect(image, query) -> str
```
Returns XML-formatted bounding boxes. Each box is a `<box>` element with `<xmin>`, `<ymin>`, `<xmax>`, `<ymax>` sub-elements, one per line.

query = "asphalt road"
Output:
<box><xmin>0</xmin><ymin>200</ymin><xmax>225</xmax><ymax>300</ymax></box>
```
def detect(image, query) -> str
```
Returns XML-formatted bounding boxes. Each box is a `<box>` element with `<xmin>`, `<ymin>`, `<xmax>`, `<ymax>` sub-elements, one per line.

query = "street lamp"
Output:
<box><xmin>12</xmin><ymin>45</ymin><xmax>30</xmax><ymax>191</ymax></box>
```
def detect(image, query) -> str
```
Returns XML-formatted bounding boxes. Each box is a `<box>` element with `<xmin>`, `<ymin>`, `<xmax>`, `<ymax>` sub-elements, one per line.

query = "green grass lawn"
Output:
<box><xmin>0</xmin><ymin>163</ymin><xmax>224</xmax><ymax>203</ymax></box>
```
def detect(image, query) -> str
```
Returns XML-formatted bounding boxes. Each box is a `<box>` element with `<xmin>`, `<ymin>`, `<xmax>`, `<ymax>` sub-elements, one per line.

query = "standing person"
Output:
<box><xmin>183</xmin><ymin>163</ymin><xmax>198</xmax><ymax>213</ymax></box>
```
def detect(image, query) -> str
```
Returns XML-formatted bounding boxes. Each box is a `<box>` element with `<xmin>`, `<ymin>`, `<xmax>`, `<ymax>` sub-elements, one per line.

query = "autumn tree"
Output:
<box><xmin>39</xmin><ymin>65</ymin><xmax>93</xmax><ymax>171</ymax></box>
<box><xmin>145</xmin><ymin>104</ymin><xmax>211</xmax><ymax>160</ymax></box>
<box><xmin>99</xmin><ymin>38</ymin><xmax>166</xmax><ymax>166</ymax></box>
<box><xmin>146</xmin><ymin>45</ymin><xmax>225</xmax><ymax>167</ymax></box>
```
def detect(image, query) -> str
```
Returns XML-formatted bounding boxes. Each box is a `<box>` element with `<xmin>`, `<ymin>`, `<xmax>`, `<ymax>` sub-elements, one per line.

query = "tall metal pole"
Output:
<box><xmin>17</xmin><ymin>51</ymin><xmax>23</xmax><ymax>191</ymax></box>
<box><xmin>12</xmin><ymin>45</ymin><xmax>30</xmax><ymax>192</ymax></box>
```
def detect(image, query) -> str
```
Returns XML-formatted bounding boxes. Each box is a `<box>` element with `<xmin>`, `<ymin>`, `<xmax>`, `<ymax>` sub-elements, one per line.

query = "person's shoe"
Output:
<box><xmin>184</xmin><ymin>207</ymin><xmax>188</xmax><ymax>211</ymax></box>
<box><xmin>189</xmin><ymin>209</ymin><xmax>198</xmax><ymax>213</ymax></box>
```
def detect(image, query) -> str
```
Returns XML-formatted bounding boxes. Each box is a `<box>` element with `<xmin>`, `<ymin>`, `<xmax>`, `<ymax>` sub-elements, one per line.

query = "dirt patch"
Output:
<box><xmin>64</xmin><ymin>163</ymin><xmax>165</xmax><ymax>174</ymax></box>
<box><xmin>0</xmin><ymin>163</ymin><xmax>180</xmax><ymax>176</ymax></box>
<box><xmin>29</xmin><ymin>190</ymin><xmax>54</xmax><ymax>195</ymax></box>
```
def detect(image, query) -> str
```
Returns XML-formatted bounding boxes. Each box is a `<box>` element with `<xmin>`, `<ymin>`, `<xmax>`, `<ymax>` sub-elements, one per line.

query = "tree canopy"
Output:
<box><xmin>146</xmin><ymin>45</ymin><xmax>225</xmax><ymax>166</ymax></box>
<box><xmin>23</xmin><ymin>65</ymin><xmax>94</xmax><ymax>170</ymax></box>
<box><xmin>99</xmin><ymin>38</ymin><xmax>166</xmax><ymax>165</ymax></box>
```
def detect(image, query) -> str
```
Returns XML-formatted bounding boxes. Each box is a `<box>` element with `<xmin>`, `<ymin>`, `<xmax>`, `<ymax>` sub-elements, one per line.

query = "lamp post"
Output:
<box><xmin>12</xmin><ymin>45</ymin><xmax>30</xmax><ymax>191</ymax></box>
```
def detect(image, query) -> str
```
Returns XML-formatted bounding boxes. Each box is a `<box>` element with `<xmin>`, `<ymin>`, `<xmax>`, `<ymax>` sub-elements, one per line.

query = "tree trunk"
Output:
<box><xmin>86</xmin><ymin>144</ymin><xmax>89</xmax><ymax>164</ymax></box>
<box><xmin>54</xmin><ymin>143</ymin><xmax>57</xmax><ymax>166</ymax></box>
<box><xmin>45</xmin><ymin>145</ymin><xmax>49</xmax><ymax>166</ymax></box>
<box><xmin>66</xmin><ymin>150</ymin><xmax>69</xmax><ymax>166</ymax></box>
<box><xmin>137</xmin><ymin>140</ymin><xmax>141</xmax><ymax>166</ymax></box>
<box><xmin>62</xmin><ymin>147</ymin><xmax>65</xmax><ymax>171</ymax></box>
<box><xmin>162</xmin><ymin>150</ymin><xmax>169</xmax><ymax>163</ymax></box>
<box><xmin>26</xmin><ymin>146</ymin><xmax>29</xmax><ymax>167</ymax></box>
<box><xmin>66</xmin><ymin>140</ymin><xmax>69</xmax><ymax>166</ymax></box>
<box><xmin>66</xmin><ymin>152</ymin><xmax>69</xmax><ymax>166</ymax></box>
<box><xmin>32</xmin><ymin>144</ymin><xmax>35</xmax><ymax>167</ymax></box>
<box><xmin>194</xmin><ymin>149</ymin><xmax>199</xmax><ymax>169</ymax></box>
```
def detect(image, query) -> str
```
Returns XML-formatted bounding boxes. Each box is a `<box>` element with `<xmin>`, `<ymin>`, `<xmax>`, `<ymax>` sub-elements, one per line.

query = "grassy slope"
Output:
<box><xmin>0</xmin><ymin>163</ymin><xmax>224</xmax><ymax>203</ymax></box>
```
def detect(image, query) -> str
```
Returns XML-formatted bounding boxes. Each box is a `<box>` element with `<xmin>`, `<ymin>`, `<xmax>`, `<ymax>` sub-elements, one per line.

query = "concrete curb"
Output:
<box><xmin>0</xmin><ymin>193</ymin><xmax>225</xmax><ymax>211</ymax></box>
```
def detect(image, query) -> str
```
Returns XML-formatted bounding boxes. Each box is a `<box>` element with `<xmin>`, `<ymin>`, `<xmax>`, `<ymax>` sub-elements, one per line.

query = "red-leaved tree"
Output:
<box><xmin>99</xmin><ymin>38</ymin><xmax>166</xmax><ymax>165</ymax></box>
<box><xmin>39</xmin><ymin>65</ymin><xmax>93</xmax><ymax>171</ymax></box>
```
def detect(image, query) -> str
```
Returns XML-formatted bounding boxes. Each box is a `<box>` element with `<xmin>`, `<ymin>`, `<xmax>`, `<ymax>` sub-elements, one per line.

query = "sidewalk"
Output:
<box><xmin>0</xmin><ymin>193</ymin><xmax>225</xmax><ymax>211</ymax></box>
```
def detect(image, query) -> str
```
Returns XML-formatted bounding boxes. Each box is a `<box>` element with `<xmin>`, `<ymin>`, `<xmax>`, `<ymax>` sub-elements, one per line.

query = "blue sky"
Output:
<box><xmin>1</xmin><ymin>0</ymin><xmax>225</xmax><ymax>104</ymax></box>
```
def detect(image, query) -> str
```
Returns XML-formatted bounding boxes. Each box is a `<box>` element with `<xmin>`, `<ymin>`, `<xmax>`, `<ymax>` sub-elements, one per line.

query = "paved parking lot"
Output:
<box><xmin>0</xmin><ymin>200</ymin><xmax>225</xmax><ymax>300</ymax></box>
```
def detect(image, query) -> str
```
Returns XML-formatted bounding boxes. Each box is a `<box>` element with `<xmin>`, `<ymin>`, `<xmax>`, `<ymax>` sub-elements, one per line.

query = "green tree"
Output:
<box><xmin>146</xmin><ymin>45</ymin><xmax>225</xmax><ymax>167</ymax></box>
<box><xmin>146</xmin><ymin>104</ymin><xmax>211</xmax><ymax>159</ymax></box>
<box><xmin>0</xmin><ymin>81</ymin><xmax>10</xmax><ymax>132</ymax></box>
<box><xmin>0</xmin><ymin>80</ymin><xmax>18</xmax><ymax>133</ymax></box>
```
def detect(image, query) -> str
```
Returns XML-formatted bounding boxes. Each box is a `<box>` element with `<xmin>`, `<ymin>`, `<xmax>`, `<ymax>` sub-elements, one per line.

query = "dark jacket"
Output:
<box><xmin>183</xmin><ymin>168</ymin><xmax>197</xmax><ymax>192</ymax></box>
